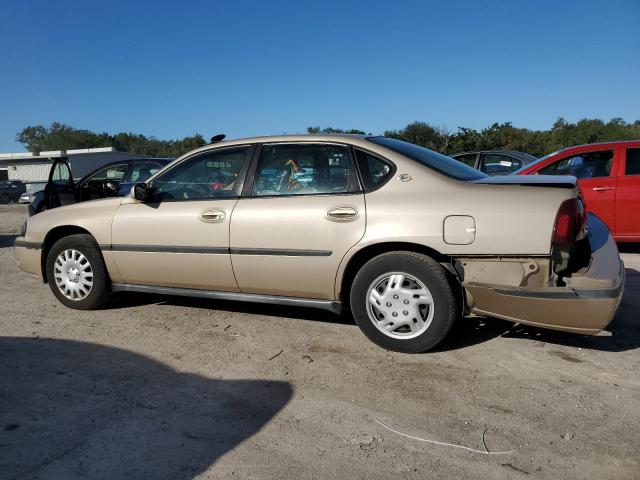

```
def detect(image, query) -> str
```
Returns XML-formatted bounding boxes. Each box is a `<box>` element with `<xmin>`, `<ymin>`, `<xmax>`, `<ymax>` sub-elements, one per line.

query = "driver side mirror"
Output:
<box><xmin>131</xmin><ymin>183</ymin><xmax>150</xmax><ymax>202</ymax></box>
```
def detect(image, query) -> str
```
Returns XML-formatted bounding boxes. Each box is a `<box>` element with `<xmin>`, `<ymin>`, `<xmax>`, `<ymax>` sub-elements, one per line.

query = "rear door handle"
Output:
<box><xmin>327</xmin><ymin>206</ymin><xmax>359</xmax><ymax>221</ymax></box>
<box><xmin>200</xmin><ymin>209</ymin><xmax>226</xmax><ymax>222</ymax></box>
<box><xmin>592</xmin><ymin>186</ymin><xmax>615</xmax><ymax>191</ymax></box>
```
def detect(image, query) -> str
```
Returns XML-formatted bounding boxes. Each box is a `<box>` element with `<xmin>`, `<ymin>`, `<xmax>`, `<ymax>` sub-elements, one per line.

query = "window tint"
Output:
<box><xmin>453</xmin><ymin>153</ymin><xmax>477</xmax><ymax>167</ymax></box>
<box><xmin>626</xmin><ymin>148</ymin><xmax>640</xmax><ymax>176</ymax></box>
<box><xmin>252</xmin><ymin>144</ymin><xmax>355</xmax><ymax>196</ymax></box>
<box><xmin>367</xmin><ymin>137</ymin><xmax>487</xmax><ymax>180</ymax></box>
<box><xmin>151</xmin><ymin>147</ymin><xmax>249</xmax><ymax>200</ymax></box>
<box><xmin>88</xmin><ymin>164</ymin><xmax>127</xmax><ymax>182</ymax></box>
<box><xmin>539</xmin><ymin>150</ymin><xmax>613</xmax><ymax>179</ymax></box>
<box><xmin>125</xmin><ymin>162</ymin><xmax>164</xmax><ymax>183</ymax></box>
<box><xmin>355</xmin><ymin>149</ymin><xmax>394</xmax><ymax>191</ymax></box>
<box><xmin>479</xmin><ymin>154</ymin><xmax>522</xmax><ymax>175</ymax></box>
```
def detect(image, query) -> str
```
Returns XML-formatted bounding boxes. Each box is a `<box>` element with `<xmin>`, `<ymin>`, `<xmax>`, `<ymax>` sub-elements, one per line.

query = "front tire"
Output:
<box><xmin>46</xmin><ymin>234</ymin><xmax>112</xmax><ymax>309</ymax></box>
<box><xmin>350</xmin><ymin>252</ymin><xmax>458</xmax><ymax>353</ymax></box>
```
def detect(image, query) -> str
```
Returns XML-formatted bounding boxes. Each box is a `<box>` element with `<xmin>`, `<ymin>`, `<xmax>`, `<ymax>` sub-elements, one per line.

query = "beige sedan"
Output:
<box><xmin>14</xmin><ymin>135</ymin><xmax>624</xmax><ymax>352</ymax></box>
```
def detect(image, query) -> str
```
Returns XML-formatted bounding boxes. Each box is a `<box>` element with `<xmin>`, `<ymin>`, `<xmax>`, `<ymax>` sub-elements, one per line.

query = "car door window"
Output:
<box><xmin>453</xmin><ymin>153</ymin><xmax>478</xmax><ymax>167</ymax></box>
<box><xmin>51</xmin><ymin>160</ymin><xmax>73</xmax><ymax>188</ymax></box>
<box><xmin>625</xmin><ymin>148</ymin><xmax>640</xmax><ymax>176</ymax></box>
<box><xmin>79</xmin><ymin>164</ymin><xmax>128</xmax><ymax>200</ymax></box>
<box><xmin>479</xmin><ymin>154</ymin><xmax>521</xmax><ymax>175</ymax></box>
<box><xmin>88</xmin><ymin>164</ymin><xmax>128</xmax><ymax>182</ymax></box>
<box><xmin>45</xmin><ymin>159</ymin><xmax>74</xmax><ymax>208</ymax></box>
<box><xmin>151</xmin><ymin>146</ymin><xmax>250</xmax><ymax>201</ymax></box>
<box><xmin>354</xmin><ymin>149</ymin><xmax>395</xmax><ymax>191</ymax></box>
<box><xmin>124</xmin><ymin>162</ymin><xmax>164</xmax><ymax>183</ymax></box>
<box><xmin>252</xmin><ymin>144</ymin><xmax>356</xmax><ymax>196</ymax></box>
<box><xmin>540</xmin><ymin>150</ymin><xmax>613</xmax><ymax>179</ymax></box>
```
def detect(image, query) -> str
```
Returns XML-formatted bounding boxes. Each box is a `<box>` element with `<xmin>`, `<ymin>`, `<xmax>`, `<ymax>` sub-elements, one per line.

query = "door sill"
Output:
<box><xmin>111</xmin><ymin>283</ymin><xmax>342</xmax><ymax>314</ymax></box>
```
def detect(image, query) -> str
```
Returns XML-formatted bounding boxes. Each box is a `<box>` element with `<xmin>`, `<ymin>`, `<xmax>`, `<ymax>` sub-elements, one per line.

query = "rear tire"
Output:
<box><xmin>46</xmin><ymin>234</ymin><xmax>112</xmax><ymax>309</ymax></box>
<box><xmin>0</xmin><ymin>194</ymin><xmax>10</xmax><ymax>204</ymax></box>
<box><xmin>350</xmin><ymin>252</ymin><xmax>458</xmax><ymax>353</ymax></box>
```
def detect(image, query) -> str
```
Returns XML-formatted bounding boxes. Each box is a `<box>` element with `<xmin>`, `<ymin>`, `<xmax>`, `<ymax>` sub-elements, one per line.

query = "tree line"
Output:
<box><xmin>16</xmin><ymin>122</ymin><xmax>207</xmax><ymax>158</ymax></box>
<box><xmin>309</xmin><ymin>117</ymin><xmax>640</xmax><ymax>157</ymax></box>
<box><xmin>17</xmin><ymin>118</ymin><xmax>640</xmax><ymax>159</ymax></box>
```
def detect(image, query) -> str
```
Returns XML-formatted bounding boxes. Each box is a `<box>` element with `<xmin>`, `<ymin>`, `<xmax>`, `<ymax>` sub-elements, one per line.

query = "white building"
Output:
<box><xmin>0</xmin><ymin>147</ymin><xmax>148</xmax><ymax>182</ymax></box>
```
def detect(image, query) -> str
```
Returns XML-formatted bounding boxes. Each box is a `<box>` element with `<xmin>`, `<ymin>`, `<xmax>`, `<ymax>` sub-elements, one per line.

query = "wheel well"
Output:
<box><xmin>339</xmin><ymin>242</ymin><xmax>457</xmax><ymax>305</ymax></box>
<box><xmin>41</xmin><ymin>225</ymin><xmax>93</xmax><ymax>282</ymax></box>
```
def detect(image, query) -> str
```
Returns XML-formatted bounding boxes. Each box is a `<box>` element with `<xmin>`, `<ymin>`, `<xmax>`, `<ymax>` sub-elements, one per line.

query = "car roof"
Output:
<box><xmin>223</xmin><ymin>133</ymin><xmax>369</xmax><ymax>145</ymax></box>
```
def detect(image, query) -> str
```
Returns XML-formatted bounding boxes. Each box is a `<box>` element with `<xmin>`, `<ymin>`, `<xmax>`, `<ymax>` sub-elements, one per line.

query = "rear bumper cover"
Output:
<box><xmin>465</xmin><ymin>215</ymin><xmax>625</xmax><ymax>334</ymax></box>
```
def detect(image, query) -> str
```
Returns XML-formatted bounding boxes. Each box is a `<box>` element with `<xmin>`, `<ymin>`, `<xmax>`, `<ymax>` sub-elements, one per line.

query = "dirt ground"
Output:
<box><xmin>1</xmin><ymin>204</ymin><xmax>638</xmax><ymax>479</ymax></box>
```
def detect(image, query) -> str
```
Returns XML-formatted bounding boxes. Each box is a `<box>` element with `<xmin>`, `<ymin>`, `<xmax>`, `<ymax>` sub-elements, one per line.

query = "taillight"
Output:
<box><xmin>552</xmin><ymin>198</ymin><xmax>586</xmax><ymax>246</ymax></box>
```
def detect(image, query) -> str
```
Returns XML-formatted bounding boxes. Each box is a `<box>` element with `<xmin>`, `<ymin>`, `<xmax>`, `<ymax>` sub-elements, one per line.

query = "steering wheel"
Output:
<box><xmin>180</xmin><ymin>184</ymin><xmax>211</xmax><ymax>199</ymax></box>
<box><xmin>102</xmin><ymin>180</ymin><xmax>118</xmax><ymax>196</ymax></box>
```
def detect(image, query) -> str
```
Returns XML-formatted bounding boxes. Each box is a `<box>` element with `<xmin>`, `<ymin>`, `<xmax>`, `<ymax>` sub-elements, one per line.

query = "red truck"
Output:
<box><xmin>517</xmin><ymin>141</ymin><xmax>640</xmax><ymax>242</ymax></box>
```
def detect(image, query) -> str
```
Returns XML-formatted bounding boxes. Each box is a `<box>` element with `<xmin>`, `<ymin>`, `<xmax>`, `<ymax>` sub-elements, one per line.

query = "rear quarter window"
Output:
<box><xmin>354</xmin><ymin>149</ymin><xmax>395</xmax><ymax>191</ymax></box>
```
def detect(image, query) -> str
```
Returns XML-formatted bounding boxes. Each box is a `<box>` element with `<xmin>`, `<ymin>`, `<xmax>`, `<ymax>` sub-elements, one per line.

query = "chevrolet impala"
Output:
<box><xmin>14</xmin><ymin>135</ymin><xmax>625</xmax><ymax>352</ymax></box>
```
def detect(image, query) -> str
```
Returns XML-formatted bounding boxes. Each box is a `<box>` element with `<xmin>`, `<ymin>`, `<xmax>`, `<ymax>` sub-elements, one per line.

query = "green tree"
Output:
<box><xmin>16</xmin><ymin>125</ymin><xmax>49</xmax><ymax>153</ymax></box>
<box><xmin>307</xmin><ymin>126</ymin><xmax>368</xmax><ymax>135</ymax></box>
<box><xmin>16</xmin><ymin>123</ymin><xmax>206</xmax><ymax>157</ymax></box>
<box><xmin>384</xmin><ymin>121</ymin><xmax>450</xmax><ymax>151</ymax></box>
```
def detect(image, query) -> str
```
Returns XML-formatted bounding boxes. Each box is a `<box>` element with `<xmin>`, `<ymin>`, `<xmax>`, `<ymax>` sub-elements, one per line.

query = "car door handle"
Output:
<box><xmin>592</xmin><ymin>186</ymin><xmax>615</xmax><ymax>191</ymax></box>
<box><xmin>200</xmin><ymin>209</ymin><xmax>226</xmax><ymax>222</ymax></box>
<box><xmin>327</xmin><ymin>206</ymin><xmax>359</xmax><ymax>221</ymax></box>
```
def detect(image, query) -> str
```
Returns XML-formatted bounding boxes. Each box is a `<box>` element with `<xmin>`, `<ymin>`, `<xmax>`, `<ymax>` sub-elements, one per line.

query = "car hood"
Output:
<box><xmin>471</xmin><ymin>175</ymin><xmax>577</xmax><ymax>188</ymax></box>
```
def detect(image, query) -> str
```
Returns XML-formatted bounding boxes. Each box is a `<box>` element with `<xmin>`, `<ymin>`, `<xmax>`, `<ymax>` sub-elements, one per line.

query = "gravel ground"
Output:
<box><xmin>1</xmin><ymin>204</ymin><xmax>639</xmax><ymax>479</ymax></box>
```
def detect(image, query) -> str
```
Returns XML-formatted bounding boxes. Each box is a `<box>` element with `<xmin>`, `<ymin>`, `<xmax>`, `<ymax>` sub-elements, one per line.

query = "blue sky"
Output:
<box><xmin>1</xmin><ymin>0</ymin><xmax>639</xmax><ymax>151</ymax></box>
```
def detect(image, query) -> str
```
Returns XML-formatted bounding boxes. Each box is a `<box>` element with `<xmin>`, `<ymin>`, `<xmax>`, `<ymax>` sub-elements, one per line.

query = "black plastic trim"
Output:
<box><xmin>493</xmin><ymin>281</ymin><xmax>624</xmax><ymax>300</ymax></box>
<box><xmin>101</xmin><ymin>244</ymin><xmax>332</xmax><ymax>256</ymax></box>
<box><xmin>103</xmin><ymin>245</ymin><xmax>228</xmax><ymax>254</ymax></box>
<box><xmin>111</xmin><ymin>283</ymin><xmax>342</xmax><ymax>314</ymax></box>
<box><xmin>230</xmin><ymin>248</ymin><xmax>332</xmax><ymax>257</ymax></box>
<box><xmin>14</xmin><ymin>239</ymin><xmax>42</xmax><ymax>250</ymax></box>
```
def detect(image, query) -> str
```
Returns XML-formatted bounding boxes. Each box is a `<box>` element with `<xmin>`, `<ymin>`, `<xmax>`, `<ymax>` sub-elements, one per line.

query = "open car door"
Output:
<box><xmin>43</xmin><ymin>158</ymin><xmax>75</xmax><ymax>211</ymax></box>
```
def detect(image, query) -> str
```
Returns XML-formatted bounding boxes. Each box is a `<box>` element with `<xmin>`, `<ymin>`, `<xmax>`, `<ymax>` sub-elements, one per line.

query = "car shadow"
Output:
<box><xmin>109</xmin><ymin>292</ymin><xmax>354</xmax><ymax>325</ymax></box>
<box><xmin>108</xmin><ymin>267</ymin><xmax>638</xmax><ymax>353</ymax></box>
<box><xmin>0</xmin><ymin>234</ymin><xmax>18</xmax><ymax>248</ymax></box>
<box><xmin>437</xmin><ymin>267</ymin><xmax>640</xmax><ymax>353</ymax></box>
<box><xmin>0</xmin><ymin>337</ymin><xmax>292</xmax><ymax>480</ymax></box>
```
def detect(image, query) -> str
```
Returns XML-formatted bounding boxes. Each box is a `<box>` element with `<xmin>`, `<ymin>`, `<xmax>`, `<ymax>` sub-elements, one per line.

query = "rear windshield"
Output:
<box><xmin>367</xmin><ymin>137</ymin><xmax>487</xmax><ymax>181</ymax></box>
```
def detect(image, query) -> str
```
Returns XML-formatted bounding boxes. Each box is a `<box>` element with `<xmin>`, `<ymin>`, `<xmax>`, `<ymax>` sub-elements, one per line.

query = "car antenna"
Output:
<box><xmin>210</xmin><ymin>134</ymin><xmax>226</xmax><ymax>144</ymax></box>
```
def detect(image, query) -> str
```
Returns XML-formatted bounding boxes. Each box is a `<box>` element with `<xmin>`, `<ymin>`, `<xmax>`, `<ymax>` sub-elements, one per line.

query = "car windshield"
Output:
<box><xmin>367</xmin><ymin>137</ymin><xmax>487</xmax><ymax>181</ymax></box>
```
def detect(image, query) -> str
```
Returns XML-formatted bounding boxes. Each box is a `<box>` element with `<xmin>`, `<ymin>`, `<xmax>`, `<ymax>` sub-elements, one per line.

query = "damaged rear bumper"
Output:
<box><xmin>464</xmin><ymin>215</ymin><xmax>625</xmax><ymax>334</ymax></box>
